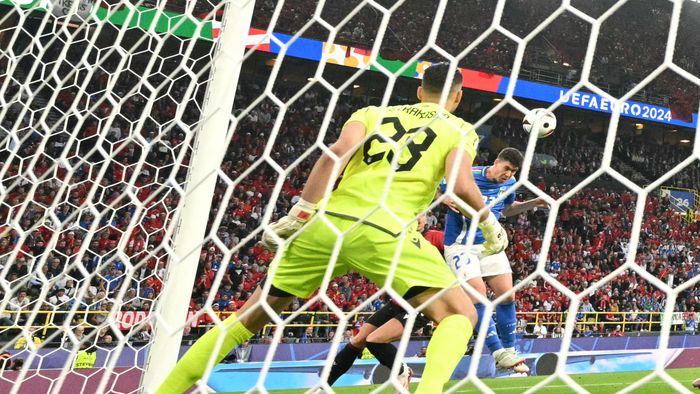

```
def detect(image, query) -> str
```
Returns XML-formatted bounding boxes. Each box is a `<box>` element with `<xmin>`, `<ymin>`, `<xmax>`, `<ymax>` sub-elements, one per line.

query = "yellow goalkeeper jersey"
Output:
<box><xmin>324</xmin><ymin>102</ymin><xmax>479</xmax><ymax>236</ymax></box>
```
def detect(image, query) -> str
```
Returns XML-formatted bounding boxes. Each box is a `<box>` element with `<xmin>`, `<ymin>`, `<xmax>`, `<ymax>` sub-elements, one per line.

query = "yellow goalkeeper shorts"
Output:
<box><xmin>269</xmin><ymin>214</ymin><xmax>456</xmax><ymax>299</ymax></box>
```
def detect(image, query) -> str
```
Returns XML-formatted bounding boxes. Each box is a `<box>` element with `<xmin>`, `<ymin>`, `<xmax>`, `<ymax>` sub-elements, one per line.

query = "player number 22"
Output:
<box><xmin>362</xmin><ymin>117</ymin><xmax>437</xmax><ymax>171</ymax></box>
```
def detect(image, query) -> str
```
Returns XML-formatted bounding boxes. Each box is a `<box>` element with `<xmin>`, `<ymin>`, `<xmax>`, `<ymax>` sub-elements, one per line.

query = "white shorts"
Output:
<box><xmin>444</xmin><ymin>244</ymin><xmax>512</xmax><ymax>282</ymax></box>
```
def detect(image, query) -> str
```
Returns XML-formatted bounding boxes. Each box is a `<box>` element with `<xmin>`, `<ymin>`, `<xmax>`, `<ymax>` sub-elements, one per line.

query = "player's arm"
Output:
<box><xmin>501</xmin><ymin>197</ymin><xmax>549</xmax><ymax>217</ymax></box>
<box><xmin>262</xmin><ymin>121</ymin><xmax>365</xmax><ymax>250</ymax></box>
<box><xmin>443</xmin><ymin>148</ymin><xmax>486</xmax><ymax>217</ymax></box>
<box><xmin>444</xmin><ymin>147</ymin><xmax>508</xmax><ymax>255</ymax></box>
<box><xmin>300</xmin><ymin>121</ymin><xmax>366</xmax><ymax>203</ymax></box>
<box><xmin>435</xmin><ymin>182</ymin><xmax>460</xmax><ymax>213</ymax></box>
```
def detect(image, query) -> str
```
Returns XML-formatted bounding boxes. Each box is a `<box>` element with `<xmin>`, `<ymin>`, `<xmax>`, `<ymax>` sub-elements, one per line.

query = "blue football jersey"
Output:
<box><xmin>440</xmin><ymin>166</ymin><xmax>516</xmax><ymax>246</ymax></box>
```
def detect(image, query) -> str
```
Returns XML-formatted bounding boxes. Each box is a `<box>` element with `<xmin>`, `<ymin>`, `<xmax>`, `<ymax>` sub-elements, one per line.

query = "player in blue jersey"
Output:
<box><xmin>441</xmin><ymin>147</ymin><xmax>548</xmax><ymax>372</ymax></box>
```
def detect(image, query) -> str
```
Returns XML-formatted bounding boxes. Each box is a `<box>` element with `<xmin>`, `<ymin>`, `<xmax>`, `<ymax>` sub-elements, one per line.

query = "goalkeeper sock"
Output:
<box><xmin>155</xmin><ymin>313</ymin><xmax>253</xmax><ymax>394</ymax></box>
<box><xmin>365</xmin><ymin>342</ymin><xmax>404</xmax><ymax>374</ymax></box>
<box><xmin>474</xmin><ymin>303</ymin><xmax>503</xmax><ymax>354</ymax></box>
<box><xmin>415</xmin><ymin>314</ymin><xmax>472</xmax><ymax>394</ymax></box>
<box><xmin>496</xmin><ymin>302</ymin><xmax>517</xmax><ymax>348</ymax></box>
<box><xmin>326</xmin><ymin>343</ymin><xmax>363</xmax><ymax>385</ymax></box>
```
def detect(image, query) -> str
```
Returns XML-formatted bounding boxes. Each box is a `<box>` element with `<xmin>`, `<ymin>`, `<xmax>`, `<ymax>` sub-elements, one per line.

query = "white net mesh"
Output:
<box><xmin>0</xmin><ymin>0</ymin><xmax>215</xmax><ymax>392</ymax></box>
<box><xmin>0</xmin><ymin>0</ymin><xmax>698</xmax><ymax>393</ymax></box>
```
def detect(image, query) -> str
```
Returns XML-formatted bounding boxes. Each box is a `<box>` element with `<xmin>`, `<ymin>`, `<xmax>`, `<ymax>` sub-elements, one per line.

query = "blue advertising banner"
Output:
<box><xmin>10</xmin><ymin>336</ymin><xmax>700</xmax><ymax>369</ymax></box>
<box><xmin>497</xmin><ymin>78</ymin><xmax>697</xmax><ymax>129</ymax></box>
<box><xmin>270</xmin><ymin>33</ymin><xmax>324</xmax><ymax>62</ymax></box>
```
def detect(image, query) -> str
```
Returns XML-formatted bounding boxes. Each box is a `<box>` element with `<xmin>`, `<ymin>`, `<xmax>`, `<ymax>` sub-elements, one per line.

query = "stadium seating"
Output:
<box><xmin>1</xmin><ymin>27</ymin><xmax>698</xmax><ymax>345</ymax></box>
<box><xmin>245</xmin><ymin>0</ymin><xmax>699</xmax><ymax>103</ymax></box>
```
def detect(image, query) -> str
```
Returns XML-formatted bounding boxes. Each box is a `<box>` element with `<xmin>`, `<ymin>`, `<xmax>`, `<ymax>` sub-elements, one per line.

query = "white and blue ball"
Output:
<box><xmin>523</xmin><ymin>108</ymin><xmax>557</xmax><ymax>139</ymax></box>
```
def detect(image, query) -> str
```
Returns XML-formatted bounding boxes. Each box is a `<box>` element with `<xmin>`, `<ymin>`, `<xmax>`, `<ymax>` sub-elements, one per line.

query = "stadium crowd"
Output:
<box><xmin>614</xmin><ymin>135</ymin><xmax>699</xmax><ymax>190</ymax></box>
<box><xmin>513</xmin><ymin>187</ymin><xmax>700</xmax><ymax>334</ymax></box>
<box><xmin>244</xmin><ymin>0</ymin><xmax>700</xmax><ymax>103</ymax></box>
<box><xmin>2</xmin><ymin>72</ymin><xmax>698</xmax><ymax>345</ymax></box>
<box><xmin>0</xmin><ymin>1</ymin><xmax>699</xmax><ymax>349</ymax></box>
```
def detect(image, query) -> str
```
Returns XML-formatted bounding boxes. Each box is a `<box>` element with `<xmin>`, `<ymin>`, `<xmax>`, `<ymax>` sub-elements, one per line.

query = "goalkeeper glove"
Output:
<box><xmin>479</xmin><ymin>211</ymin><xmax>508</xmax><ymax>256</ymax></box>
<box><xmin>262</xmin><ymin>198</ymin><xmax>317</xmax><ymax>251</ymax></box>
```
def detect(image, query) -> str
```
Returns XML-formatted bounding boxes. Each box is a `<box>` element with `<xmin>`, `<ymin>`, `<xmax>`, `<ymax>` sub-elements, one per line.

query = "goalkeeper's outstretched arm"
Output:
<box><xmin>262</xmin><ymin>121</ymin><xmax>366</xmax><ymax>250</ymax></box>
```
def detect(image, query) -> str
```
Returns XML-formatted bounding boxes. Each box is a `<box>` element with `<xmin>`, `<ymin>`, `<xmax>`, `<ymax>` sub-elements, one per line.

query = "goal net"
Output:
<box><xmin>0</xmin><ymin>0</ymin><xmax>698</xmax><ymax>393</ymax></box>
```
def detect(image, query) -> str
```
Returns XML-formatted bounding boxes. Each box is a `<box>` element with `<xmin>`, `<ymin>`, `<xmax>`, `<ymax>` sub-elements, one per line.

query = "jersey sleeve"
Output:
<box><xmin>342</xmin><ymin>106</ymin><xmax>374</xmax><ymax>130</ymax></box>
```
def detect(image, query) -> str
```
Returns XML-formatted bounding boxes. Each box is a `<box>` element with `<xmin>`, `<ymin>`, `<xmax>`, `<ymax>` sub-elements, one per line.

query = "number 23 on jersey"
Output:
<box><xmin>362</xmin><ymin>117</ymin><xmax>436</xmax><ymax>172</ymax></box>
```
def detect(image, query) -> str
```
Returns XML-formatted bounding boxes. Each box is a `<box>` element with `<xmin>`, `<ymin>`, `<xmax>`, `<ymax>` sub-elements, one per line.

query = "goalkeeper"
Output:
<box><xmin>155</xmin><ymin>62</ymin><xmax>508</xmax><ymax>394</ymax></box>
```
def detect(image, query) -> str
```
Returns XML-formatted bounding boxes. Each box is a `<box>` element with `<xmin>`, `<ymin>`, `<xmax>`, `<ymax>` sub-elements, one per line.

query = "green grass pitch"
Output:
<box><xmin>252</xmin><ymin>368</ymin><xmax>699</xmax><ymax>393</ymax></box>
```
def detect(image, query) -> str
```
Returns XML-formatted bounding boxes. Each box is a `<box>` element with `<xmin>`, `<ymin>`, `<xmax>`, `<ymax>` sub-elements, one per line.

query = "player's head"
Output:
<box><xmin>490</xmin><ymin>148</ymin><xmax>523</xmax><ymax>183</ymax></box>
<box><xmin>418</xmin><ymin>62</ymin><xmax>463</xmax><ymax>112</ymax></box>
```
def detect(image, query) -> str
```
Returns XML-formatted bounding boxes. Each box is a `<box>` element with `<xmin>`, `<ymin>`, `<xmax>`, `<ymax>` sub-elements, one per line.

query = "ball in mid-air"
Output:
<box><xmin>523</xmin><ymin>108</ymin><xmax>556</xmax><ymax>138</ymax></box>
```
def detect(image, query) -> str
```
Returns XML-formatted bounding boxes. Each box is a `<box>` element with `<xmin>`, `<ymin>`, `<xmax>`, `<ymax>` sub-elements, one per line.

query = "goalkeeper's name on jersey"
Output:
<box><xmin>401</xmin><ymin>106</ymin><xmax>437</xmax><ymax>119</ymax></box>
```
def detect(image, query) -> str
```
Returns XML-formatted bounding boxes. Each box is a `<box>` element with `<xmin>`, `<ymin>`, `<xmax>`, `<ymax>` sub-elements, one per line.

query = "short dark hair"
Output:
<box><xmin>422</xmin><ymin>62</ymin><xmax>462</xmax><ymax>95</ymax></box>
<box><xmin>497</xmin><ymin>148</ymin><xmax>523</xmax><ymax>168</ymax></box>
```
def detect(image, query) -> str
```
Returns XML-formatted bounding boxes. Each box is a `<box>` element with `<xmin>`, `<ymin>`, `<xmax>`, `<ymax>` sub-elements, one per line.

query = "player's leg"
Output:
<box><xmin>322</xmin><ymin>303</ymin><xmax>411</xmax><ymax>392</ymax></box>
<box><xmin>407</xmin><ymin>286</ymin><xmax>476</xmax><ymax>394</ymax></box>
<box><xmin>346</xmin><ymin>228</ymin><xmax>476</xmax><ymax>394</ymax></box>
<box><xmin>364</xmin><ymin>315</ymin><xmax>413</xmax><ymax>391</ymax></box>
<box><xmin>325</xmin><ymin>320</ymin><xmax>379</xmax><ymax>385</ymax></box>
<box><xmin>322</xmin><ymin>322</ymin><xmax>377</xmax><ymax>388</ymax></box>
<box><xmin>446</xmin><ymin>244</ymin><xmax>524</xmax><ymax>371</ymax></box>
<box><xmin>482</xmin><ymin>251</ymin><xmax>528</xmax><ymax>372</ymax></box>
<box><xmin>155</xmin><ymin>287</ymin><xmax>293</xmax><ymax>393</ymax></box>
<box><xmin>446</xmin><ymin>246</ymin><xmax>505</xmax><ymax>355</ymax></box>
<box><xmin>466</xmin><ymin>275</ymin><xmax>524</xmax><ymax>370</ymax></box>
<box><xmin>156</xmin><ymin>219</ymin><xmax>345</xmax><ymax>393</ymax></box>
<box><xmin>465</xmin><ymin>276</ymin><xmax>503</xmax><ymax>353</ymax></box>
<box><xmin>365</xmin><ymin>317</ymin><xmax>404</xmax><ymax>343</ymax></box>
<box><xmin>482</xmin><ymin>252</ymin><xmax>517</xmax><ymax>349</ymax></box>
<box><xmin>485</xmin><ymin>272</ymin><xmax>516</xmax><ymax>347</ymax></box>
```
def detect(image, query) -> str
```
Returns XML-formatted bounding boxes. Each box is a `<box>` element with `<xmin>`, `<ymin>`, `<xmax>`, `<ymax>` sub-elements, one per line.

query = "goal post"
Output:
<box><xmin>141</xmin><ymin>0</ymin><xmax>256</xmax><ymax>391</ymax></box>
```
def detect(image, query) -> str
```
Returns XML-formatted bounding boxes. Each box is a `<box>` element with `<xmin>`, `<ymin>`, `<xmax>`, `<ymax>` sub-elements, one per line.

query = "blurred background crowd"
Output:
<box><xmin>0</xmin><ymin>0</ymin><xmax>698</xmax><ymax>351</ymax></box>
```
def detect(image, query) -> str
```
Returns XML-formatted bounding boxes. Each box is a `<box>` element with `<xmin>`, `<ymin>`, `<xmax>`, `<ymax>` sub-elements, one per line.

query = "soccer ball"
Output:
<box><xmin>522</xmin><ymin>108</ymin><xmax>556</xmax><ymax>138</ymax></box>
